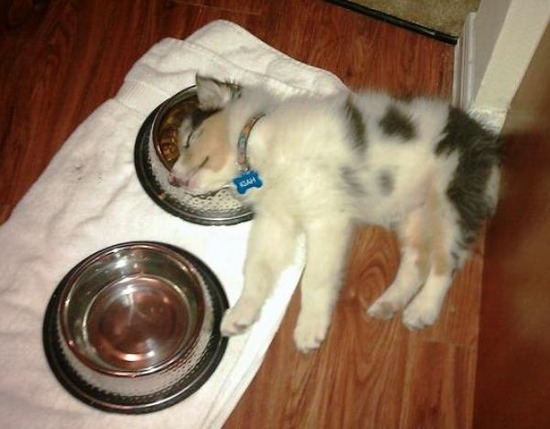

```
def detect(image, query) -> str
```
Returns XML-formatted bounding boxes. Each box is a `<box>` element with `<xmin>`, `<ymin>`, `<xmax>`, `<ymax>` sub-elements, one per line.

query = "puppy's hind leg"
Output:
<box><xmin>402</xmin><ymin>200</ymin><xmax>464</xmax><ymax>330</ymax></box>
<box><xmin>368</xmin><ymin>207</ymin><xmax>430</xmax><ymax>321</ymax></box>
<box><xmin>367</xmin><ymin>246</ymin><xmax>426</xmax><ymax>320</ymax></box>
<box><xmin>221</xmin><ymin>214</ymin><xmax>298</xmax><ymax>336</ymax></box>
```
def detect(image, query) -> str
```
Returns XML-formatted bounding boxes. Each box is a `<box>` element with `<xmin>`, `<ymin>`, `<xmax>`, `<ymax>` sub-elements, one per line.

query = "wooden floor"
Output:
<box><xmin>1</xmin><ymin>1</ymin><xmax>483</xmax><ymax>428</ymax></box>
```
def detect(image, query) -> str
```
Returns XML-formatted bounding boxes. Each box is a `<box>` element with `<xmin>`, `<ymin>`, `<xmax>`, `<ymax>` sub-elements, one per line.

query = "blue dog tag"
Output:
<box><xmin>233</xmin><ymin>170</ymin><xmax>263</xmax><ymax>195</ymax></box>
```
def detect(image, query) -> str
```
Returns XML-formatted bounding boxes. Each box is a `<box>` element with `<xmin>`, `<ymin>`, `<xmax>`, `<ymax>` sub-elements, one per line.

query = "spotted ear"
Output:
<box><xmin>195</xmin><ymin>75</ymin><xmax>239</xmax><ymax>110</ymax></box>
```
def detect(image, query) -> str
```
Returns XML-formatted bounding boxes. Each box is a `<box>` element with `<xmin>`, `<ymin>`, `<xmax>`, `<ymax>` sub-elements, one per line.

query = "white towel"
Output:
<box><xmin>0</xmin><ymin>20</ymin><xmax>345</xmax><ymax>429</ymax></box>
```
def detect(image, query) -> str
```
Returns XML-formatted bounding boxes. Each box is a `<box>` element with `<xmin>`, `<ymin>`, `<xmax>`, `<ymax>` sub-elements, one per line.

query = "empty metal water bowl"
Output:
<box><xmin>134</xmin><ymin>86</ymin><xmax>254</xmax><ymax>225</ymax></box>
<box><xmin>43</xmin><ymin>241</ymin><xmax>228</xmax><ymax>413</ymax></box>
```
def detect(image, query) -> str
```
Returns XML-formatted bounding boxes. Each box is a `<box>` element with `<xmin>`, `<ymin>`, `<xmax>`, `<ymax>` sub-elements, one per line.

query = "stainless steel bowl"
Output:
<box><xmin>43</xmin><ymin>242</ymin><xmax>228</xmax><ymax>413</ymax></box>
<box><xmin>134</xmin><ymin>86</ymin><xmax>254</xmax><ymax>226</ymax></box>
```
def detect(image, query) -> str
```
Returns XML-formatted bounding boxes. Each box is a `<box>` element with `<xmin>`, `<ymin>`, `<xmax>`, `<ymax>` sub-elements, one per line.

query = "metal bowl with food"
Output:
<box><xmin>43</xmin><ymin>241</ymin><xmax>228</xmax><ymax>413</ymax></box>
<box><xmin>134</xmin><ymin>87</ymin><xmax>253</xmax><ymax>226</ymax></box>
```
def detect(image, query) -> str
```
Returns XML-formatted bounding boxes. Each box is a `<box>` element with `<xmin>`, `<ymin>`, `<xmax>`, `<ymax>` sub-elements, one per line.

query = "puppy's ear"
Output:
<box><xmin>195</xmin><ymin>75</ymin><xmax>236</xmax><ymax>109</ymax></box>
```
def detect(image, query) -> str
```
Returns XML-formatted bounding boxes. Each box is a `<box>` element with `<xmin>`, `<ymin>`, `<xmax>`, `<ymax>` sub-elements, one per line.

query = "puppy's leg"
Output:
<box><xmin>221</xmin><ymin>214</ymin><xmax>297</xmax><ymax>336</ymax></box>
<box><xmin>402</xmin><ymin>267</ymin><xmax>453</xmax><ymax>330</ymax></box>
<box><xmin>294</xmin><ymin>218</ymin><xmax>352</xmax><ymax>353</ymax></box>
<box><xmin>368</xmin><ymin>207</ymin><xmax>429</xmax><ymax>320</ymax></box>
<box><xmin>367</xmin><ymin>246</ymin><xmax>426</xmax><ymax>320</ymax></box>
<box><xmin>402</xmin><ymin>199</ymin><xmax>464</xmax><ymax>330</ymax></box>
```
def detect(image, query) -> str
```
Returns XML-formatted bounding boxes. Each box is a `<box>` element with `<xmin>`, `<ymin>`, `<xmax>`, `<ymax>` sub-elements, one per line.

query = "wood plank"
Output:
<box><xmin>0</xmin><ymin>204</ymin><xmax>12</xmax><ymax>225</ymax></box>
<box><xmin>400</xmin><ymin>340</ymin><xmax>475</xmax><ymax>429</ymax></box>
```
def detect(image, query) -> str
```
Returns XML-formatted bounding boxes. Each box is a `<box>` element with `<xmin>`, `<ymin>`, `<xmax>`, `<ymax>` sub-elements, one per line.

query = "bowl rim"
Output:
<box><xmin>151</xmin><ymin>85</ymin><xmax>197</xmax><ymax>171</ymax></box>
<box><xmin>57</xmin><ymin>241</ymin><xmax>206</xmax><ymax>377</ymax></box>
<box><xmin>43</xmin><ymin>241</ymin><xmax>229</xmax><ymax>413</ymax></box>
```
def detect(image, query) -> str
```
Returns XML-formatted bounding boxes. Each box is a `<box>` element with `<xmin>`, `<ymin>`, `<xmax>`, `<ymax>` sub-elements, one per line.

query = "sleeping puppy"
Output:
<box><xmin>169</xmin><ymin>75</ymin><xmax>501</xmax><ymax>352</ymax></box>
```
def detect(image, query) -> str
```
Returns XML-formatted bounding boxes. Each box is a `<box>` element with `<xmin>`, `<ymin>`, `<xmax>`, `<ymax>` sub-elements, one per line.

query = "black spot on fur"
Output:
<box><xmin>436</xmin><ymin>107</ymin><xmax>502</xmax><ymax>245</ymax></box>
<box><xmin>229</xmin><ymin>84</ymin><xmax>242</xmax><ymax>100</ymax></box>
<box><xmin>397</xmin><ymin>93</ymin><xmax>415</xmax><ymax>104</ymax></box>
<box><xmin>450</xmin><ymin>251</ymin><xmax>461</xmax><ymax>276</ymax></box>
<box><xmin>378</xmin><ymin>170</ymin><xmax>394</xmax><ymax>196</ymax></box>
<box><xmin>379</xmin><ymin>105</ymin><xmax>416</xmax><ymax>141</ymax></box>
<box><xmin>344</xmin><ymin>96</ymin><xmax>367</xmax><ymax>150</ymax></box>
<box><xmin>341</xmin><ymin>167</ymin><xmax>367</xmax><ymax>197</ymax></box>
<box><xmin>451</xmin><ymin>251</ymin><xmax>461</xmax><ymax>269</ymax></box>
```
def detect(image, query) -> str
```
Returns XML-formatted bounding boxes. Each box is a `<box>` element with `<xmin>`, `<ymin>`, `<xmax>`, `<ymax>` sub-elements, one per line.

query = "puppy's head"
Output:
<box><xmin>168</xmin><ymin>75</ymin><xmax>241</xmax><ymax>194</ymax></box>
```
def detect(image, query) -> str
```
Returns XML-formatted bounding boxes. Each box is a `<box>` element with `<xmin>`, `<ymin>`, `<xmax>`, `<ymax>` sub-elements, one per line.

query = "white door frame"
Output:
<box><xmin>453</xmin><ymin>0</ymin><xmax>550</xmax><ymax>132</ymax></box>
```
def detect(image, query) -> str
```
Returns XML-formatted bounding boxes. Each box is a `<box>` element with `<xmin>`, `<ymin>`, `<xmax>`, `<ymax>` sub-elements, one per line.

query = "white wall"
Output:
<box><xmin>455</xmin><ymin>0</ymin><xmax>550</xmax><ymax>132</ymax></box>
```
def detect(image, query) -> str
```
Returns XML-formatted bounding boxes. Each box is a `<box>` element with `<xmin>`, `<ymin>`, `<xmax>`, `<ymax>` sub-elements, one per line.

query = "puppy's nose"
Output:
<box><xmin>168</xmin><ymin>173</ymin><xmax>183</xmax><ymax>187</ymax></box>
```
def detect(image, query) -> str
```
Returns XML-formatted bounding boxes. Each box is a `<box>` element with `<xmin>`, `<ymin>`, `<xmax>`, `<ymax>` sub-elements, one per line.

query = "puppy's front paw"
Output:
<box><xmin>402</xmin><ymin>297</ymin><xmax>440</xmax><ymax>330</ymax></box>
<box><xmin>220</xmin><ymin>299</ymin><xmax>261</xmax><ymax>336</ymax></box>
<box><xmin>293</xmin><ymin>313</ymin><xmax>330</xmax><ymax>353</ymax></box>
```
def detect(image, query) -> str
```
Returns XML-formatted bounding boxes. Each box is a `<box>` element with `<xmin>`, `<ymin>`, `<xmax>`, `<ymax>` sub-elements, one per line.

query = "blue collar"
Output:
<box><xmin>236</xmin><ymin>113</ymin><xmax>265</xmax><ymax>171</ymax></box>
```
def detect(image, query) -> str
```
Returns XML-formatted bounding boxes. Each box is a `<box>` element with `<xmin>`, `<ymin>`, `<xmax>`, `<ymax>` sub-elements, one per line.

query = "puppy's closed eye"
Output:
<box><xmin>198</xmin><ymin>156</ymin><xmax>209</xmax><ymax>169</ymax></box>
<box><xmin>185</xmin><ymin>129</ymin><xmax>203</xmax><ymax>149</ymax></box>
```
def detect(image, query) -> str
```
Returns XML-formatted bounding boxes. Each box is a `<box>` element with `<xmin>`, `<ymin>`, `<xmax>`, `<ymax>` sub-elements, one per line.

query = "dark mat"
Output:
<box><xmin>328</xmin><ymin>0</ymin><xmax>480</xmax><ymax>44</ymax></box>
